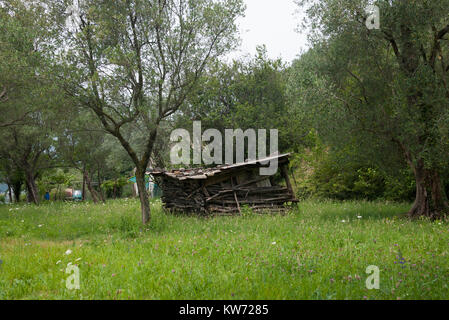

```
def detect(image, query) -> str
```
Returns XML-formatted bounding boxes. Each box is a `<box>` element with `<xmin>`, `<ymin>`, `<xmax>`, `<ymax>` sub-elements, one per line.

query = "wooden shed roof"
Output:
<box><xmin>149</xmin><ymin>153</ymin><xmax>291</xmax><ymax>181</ymax></box>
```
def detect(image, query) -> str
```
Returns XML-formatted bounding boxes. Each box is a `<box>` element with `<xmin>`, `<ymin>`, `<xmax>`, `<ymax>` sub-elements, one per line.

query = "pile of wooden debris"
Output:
<box><xmin>151</xmin><ymin>153</ymin><xmax>298</xmax><ymax>215</ymax></box>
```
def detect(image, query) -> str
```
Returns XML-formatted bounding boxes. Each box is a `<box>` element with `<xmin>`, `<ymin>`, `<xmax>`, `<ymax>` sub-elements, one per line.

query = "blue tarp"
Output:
<box><xmin>128</xmin><ymin>176</ymin><xmax>150</xmax><ymax>189</ymax></box>
<box><xmin>128</xmin><ymin>175</ymin><xmax>161</xmax><ymax>197</ymax></box>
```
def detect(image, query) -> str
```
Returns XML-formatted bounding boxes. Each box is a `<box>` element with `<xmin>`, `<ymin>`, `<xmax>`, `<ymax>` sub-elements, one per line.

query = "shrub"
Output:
<box><xmin>292</xmin><ymin>145</ymin><xmax>416</xmax><ymax>202</ymax></box>
<box><xmin>101</xmin><ymin>178</ymin><xmax>129</xmax><ymax>199</ymax></box>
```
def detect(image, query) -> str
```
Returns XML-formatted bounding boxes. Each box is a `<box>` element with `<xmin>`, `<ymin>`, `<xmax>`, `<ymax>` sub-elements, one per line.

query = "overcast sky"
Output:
<box><xmin>229</xmin><ymin>0</ymin><xmax>309</xmax><ymax>63</ymax></box>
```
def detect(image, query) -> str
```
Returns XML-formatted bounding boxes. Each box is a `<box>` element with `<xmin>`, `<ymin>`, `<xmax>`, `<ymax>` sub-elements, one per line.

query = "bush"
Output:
<box><xmin>311</xmin><ymin>165</ymin><xmax>386</xmax><ymax>201</ymax></box>
<box><xmin>383</xmin><ymin>170</ymin><xmax>416</xmax><ymax>202</ymax></box>
<box><xmin>292</xmin><ymin>145</ymin><xmax>416</xmax><ymax>202</ymax></box>
<box><xmin>101</xmin><ymin>178</ymin><xmax>129</xmax><ymax>199</ymax></box>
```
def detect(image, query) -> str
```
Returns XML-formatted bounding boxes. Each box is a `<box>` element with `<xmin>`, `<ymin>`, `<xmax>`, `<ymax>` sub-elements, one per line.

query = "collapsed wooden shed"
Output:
<box><xmin>150</xmin><ymin>153</ymin><xmax>298</xmax><ymax>215</ymax></box>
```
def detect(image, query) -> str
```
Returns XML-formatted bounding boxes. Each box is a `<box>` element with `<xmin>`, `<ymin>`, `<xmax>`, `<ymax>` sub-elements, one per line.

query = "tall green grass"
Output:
<box><xmin>0</xmin><ymin>199</ymin><xmax>448</xmax><ymax>300</ymax></box>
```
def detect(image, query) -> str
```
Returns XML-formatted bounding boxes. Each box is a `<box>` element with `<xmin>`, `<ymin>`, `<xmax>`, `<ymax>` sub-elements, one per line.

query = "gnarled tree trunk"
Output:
<box><xmin>83</xmin><ymin>170</ymin><xmax>99</xmax><ymax>204</ymax></box>
<box><xmin>409</xmin><ymin>160</ymin><xmax>449</xmax><ymax>219</ymax></box>
<box><xmin>25</xmin><ymin>169</ymin><xmax>39</xmax><ymax>205</ymax></box>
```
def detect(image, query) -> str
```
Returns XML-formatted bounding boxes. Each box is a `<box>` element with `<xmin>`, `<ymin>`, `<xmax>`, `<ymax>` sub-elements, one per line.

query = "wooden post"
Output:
<box><xmin>280</xmin><ymin>164</ymin><xmax>296</xmax><ymax>201</ymax></box>
<box><xmin>231</xmin><ymin>177</ymin><xmax>242</xmax><ymax>215</ymax></box>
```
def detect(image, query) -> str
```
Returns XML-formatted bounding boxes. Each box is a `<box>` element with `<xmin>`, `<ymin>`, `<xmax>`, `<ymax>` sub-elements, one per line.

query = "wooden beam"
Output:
<box><xmin>230</xmin><ymin>177</ymin><xmax>242</xmax><ymax>215</ymax></box>
<box><xmin>280</xmin><ymin>164</ymin><xmax>297</xmax><ymax>201</ymax></box>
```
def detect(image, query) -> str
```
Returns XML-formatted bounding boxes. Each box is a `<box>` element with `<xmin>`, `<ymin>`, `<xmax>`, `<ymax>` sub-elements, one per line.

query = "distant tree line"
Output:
<box><xmin>1</xmin><ymin>0</ymin><xmax>448</xmax><ymax>221</ymax></box>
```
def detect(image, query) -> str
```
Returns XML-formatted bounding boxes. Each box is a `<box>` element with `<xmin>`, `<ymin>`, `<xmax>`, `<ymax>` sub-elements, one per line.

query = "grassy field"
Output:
<box><xmin>0</xmin><ymin>199</ymin><xmax>448</xmax><ymax>300</ymax></box>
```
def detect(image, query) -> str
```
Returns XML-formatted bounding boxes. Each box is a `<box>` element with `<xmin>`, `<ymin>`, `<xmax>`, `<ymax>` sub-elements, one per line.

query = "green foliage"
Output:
<box><xmin>383</xmin><ymin>171</ymin><xmax>417</xmax><ymax>203</ymax></box>
<box><xmin>312</xmin><ymin>166</ymin><xmax>383</xmax><ymax>201</ymax></box>
<box><xmin>0</xmin><ymin>1</ymin><xmax>69</xmax><ymax>204</ymax></box>
<box><xmin>37</xmin><ymin>169</ymin><xmax>77</xmax><ymax>201</ymax></box>
<box><xmin>38</xmin><ymin>170</ymin><xmax>76</xmax><ymax>191</ymax></box>
<box><xmin>292</xmin><ymin>136</ymin><xmax>416</xmax><ymax>201</ymax></box>
<box><xmin>179</xmin><ymin>46</ymin><xmax>301</xmax><ymax>157</ymax></box>
<box><xmin>101</xmin><ymin>178</ymin><xmax>129</xmax><ymax>199</ymax></box>
<box><xmin>2</xmin><ymin>0</ymin><xmax>448</xmax><ymax>212</ymax></box>
<box><xmin>287</xmin><ymin>0</ymin><xmax>449</xmax><ymax>213</ymax></box>
<box><xmin>296</xmin><ymin>159</ymin><xmax>383</xmax><ymax>201</ymax></box>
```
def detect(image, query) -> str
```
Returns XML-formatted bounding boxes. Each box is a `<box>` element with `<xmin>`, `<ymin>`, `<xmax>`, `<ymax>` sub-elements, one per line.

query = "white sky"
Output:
<box><xmin>229</xmin><ymin>0</ymin><xmax>309</xmax><ymax>63</ymax></box>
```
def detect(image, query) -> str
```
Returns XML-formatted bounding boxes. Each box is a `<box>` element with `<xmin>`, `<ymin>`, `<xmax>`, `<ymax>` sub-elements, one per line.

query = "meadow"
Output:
<box><xmin>0</xmin><ymin>199</ymin><xmax>448</xmax><ymax>300</ymax></box>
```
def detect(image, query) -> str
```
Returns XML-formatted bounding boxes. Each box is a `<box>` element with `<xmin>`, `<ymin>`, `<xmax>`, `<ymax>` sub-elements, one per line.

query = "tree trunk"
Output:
<box><xmin>83</xmin><ymin>170</ymin><xmax>99</xmax><ymax>204</ymax></box>
<box><xmin>12</xmin><ymin>181</ymin><xmax>21</xmax><ymax>203</ymax></box>
<box><xmin>82</xmin><ymin>167</ymin><xmax>86</xmax><ymax>201</ymax></box>
<box><xmin>8</xmin><ymin>184</ymin><xmax>12</xmax><ymax>204</ymax></box>
<box><xmin>25</xmin><ymin>170</ymin><xmax>39</xmax><ymax>205</ymax></box>
<box><xmin>99</xmin><ymin>188</ymin><xmax>106</xmax><ymax>202</ymax></box>
<box><xmin>97</xmin><ymin>168</ymin><xmax>106</xmax><ymax>203</ymax></box>
<box><xmin>408</xmin><ymin>161</ymin><xmax>449</xmax><ymax>219</ymax></box>
<box><xmin>132</xmin><ymin>183</ymin><xmax>137</xmax><ymax>198</ymax></box>
<box><xmin>136</xmin><ymin>167</ymin><xmax>150</xmax><ymax>225</ymax></box>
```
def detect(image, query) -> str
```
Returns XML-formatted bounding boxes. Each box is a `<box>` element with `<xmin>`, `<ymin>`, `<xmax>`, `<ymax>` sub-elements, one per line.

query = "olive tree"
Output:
<box><xmin>49</xmin><ymin>0</ymin><xmax>244</xmax><ymax>224</ymax></box>
<box><xmin>295</xmin><ymin>0</ymin><xmax>449</xmax><ymax>218</ymax></box>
